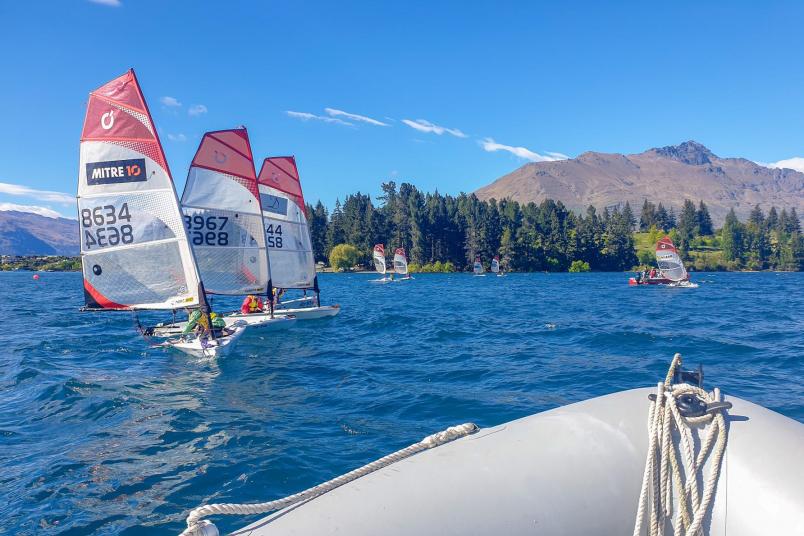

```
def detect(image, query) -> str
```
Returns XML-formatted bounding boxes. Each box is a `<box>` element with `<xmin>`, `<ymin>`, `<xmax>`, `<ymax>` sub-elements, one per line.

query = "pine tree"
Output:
<box><xmin>639</xmin><ymin>199</ymin><xmax>656</xmax><ymax>231</ymax></box>
<box><xmin>307</xmin><ymin>201</ymin><xmax>329</xmax><ymax>262</ymax></box>
<box><xmin>676</xmin><ymin>199</ymin><xmax>698</xmax><ymax>252</ymax></box>
<box><xmin>655</xmin><ymin>203</ymin><xmax>669</xmax><ymax>231</ymax></box>
<box><xmin>623</xmin><ymin>201</ymin><xmax>636</xmax><ymax>231</ymax></box>
<box><xmin>325</xmin><ymin>199</ymin><xmax>345</xmax><ymax>256</ymax></box>
<box><xmin>721</xmin><ymin>208</ymin><xmax>742</xmax><ymax>263</ymax></box>
<box><xmin>697</xmin><ymin>200</ymin><xmax>713</xmax><ymax>235</ymax></box>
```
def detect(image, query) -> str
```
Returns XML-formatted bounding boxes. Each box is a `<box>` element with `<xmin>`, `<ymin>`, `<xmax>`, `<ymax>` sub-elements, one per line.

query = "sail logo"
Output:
<box><xmin>86</xmin><ymin>158</ymin><xmax>147</xmax><ymax>185</ymax></box>
<box><xmin>260</xmin><ymin>193</ymin><xmax>288</xmax><ymax>216</ymax></box>
<box><xmin>101</xmin><ymin>111</ymin><xmax>115</xmax><ymax>130</ymax></box>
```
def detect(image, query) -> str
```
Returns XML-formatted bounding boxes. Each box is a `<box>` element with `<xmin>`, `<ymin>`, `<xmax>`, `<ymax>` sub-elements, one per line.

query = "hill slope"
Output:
<box><xmin>475</xmin><ymin>141</ymin><xmax>804</xmax><ymax>225</ymax></box>
<box><xmin>0</xmin><ymin>210</ymin><xmax>78</xmax><ymax>255</ymax></box>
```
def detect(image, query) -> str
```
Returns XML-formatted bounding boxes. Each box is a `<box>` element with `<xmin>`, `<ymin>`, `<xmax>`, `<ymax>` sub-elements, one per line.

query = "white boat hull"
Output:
<box><xmin>149</xmin><ymin>314</ymin><xmax>295</xmax><ymax>338</ymax></box>
<box><xmin>272</xmin><ymin>304</ymin><xmax>341</xmax><ymax>320</ymax></box>
<box><xmin>238</xmin><ymin>387</ymin><xmax>804</xmax><ymax>535</ymax></box>
<box><xmin>159</xmin><ymin>324</ymin><xmax>246</xmax><ymax>358</ymax></box>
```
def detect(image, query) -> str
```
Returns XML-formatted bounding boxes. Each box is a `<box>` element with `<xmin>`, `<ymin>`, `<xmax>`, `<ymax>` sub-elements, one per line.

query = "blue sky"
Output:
<box><xmin>1</xmin><ymin>0</ymin><xmax>803</xmax><ymax>218</ymax></box>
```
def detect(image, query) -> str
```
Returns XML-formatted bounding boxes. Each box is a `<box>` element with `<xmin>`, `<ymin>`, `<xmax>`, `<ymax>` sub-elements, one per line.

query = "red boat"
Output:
<box><xmin>629</xmin><ymin>237</ymin><xmax>690</xmax><ymax>286</ymax></box>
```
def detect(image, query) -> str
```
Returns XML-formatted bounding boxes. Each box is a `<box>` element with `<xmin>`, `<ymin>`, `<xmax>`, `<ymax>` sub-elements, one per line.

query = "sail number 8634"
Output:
<box><xmin>82</xmin><ymin>203</ymin><xmax>133</xmax><ymax>249</ymax></box>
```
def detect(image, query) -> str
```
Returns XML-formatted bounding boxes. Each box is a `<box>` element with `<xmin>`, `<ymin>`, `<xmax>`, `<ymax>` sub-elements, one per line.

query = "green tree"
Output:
<box><xmin>328</xmin><ymin>244</ymin><xmax>361</xmax><ymax>271</ymax></box>
<box><xmin>307</xmin><ymin>201</ymin><xmax>329</xmax><ymax>263</ymax></box>
<box><xmin>569</xmin><ymin>260</ymin><xmax>591</xmax><ymax>272</ymax></box>
<box><xmin>697</xmin><ymin>200</ymin><xmax>713</xmax><ymax>235</ymax></box>
<box><xmin>676</xmin><ymin>199</ymin><xmax>698</xmax><ymax>253</ymax></box>
<box><xmin>721</xmin><ymin>208</ymin><xmax>742</xmax><ymax>263</ymax></box>
<box><xmin>639</xmin><ymin>199</ymin><xmax>656</xmax><ymax>231</ymax></box>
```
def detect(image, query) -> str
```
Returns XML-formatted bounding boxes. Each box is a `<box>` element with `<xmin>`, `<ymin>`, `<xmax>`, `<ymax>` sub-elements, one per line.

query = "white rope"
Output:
<box><xmin>178</xmin><ymin>422</ymin><xmax>479</xmax><ymax>536</ymax></box>
<box><xmin>633</xmin><ymin>354</ymin><xmax>729</xmax><ymax>536</ymax></box>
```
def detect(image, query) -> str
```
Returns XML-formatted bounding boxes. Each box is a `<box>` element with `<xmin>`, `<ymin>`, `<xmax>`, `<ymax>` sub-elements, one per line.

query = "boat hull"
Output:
<box><xmin>239</xmin><ymin>387</ymin><xmax>804</xmax><ymax>536</ymax></box>
<box><xmin>149</xmin><ymin>314</ymin><xmax>295</xmax><ymax>338</ymax></box>
<box><xmin>161</xmin><ymin>324</ymin><xmax>246</xmax><ymax>358</ymax></box>
<box><xmin>272</xmin><ymin>304</ymin><xmax>341</xmax><ymax>320</ymax></box>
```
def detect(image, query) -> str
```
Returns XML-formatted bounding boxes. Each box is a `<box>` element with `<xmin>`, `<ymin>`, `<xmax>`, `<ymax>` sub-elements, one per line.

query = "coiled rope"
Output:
<box><xmin>633</xmin><ymin>354</ymin><xmax>729</xmax><ymax>536</ymax></box>
<box><xmin>178</xmin><ymin>422</ymin><xmax>479</xmax><ymax>536</ymax></box>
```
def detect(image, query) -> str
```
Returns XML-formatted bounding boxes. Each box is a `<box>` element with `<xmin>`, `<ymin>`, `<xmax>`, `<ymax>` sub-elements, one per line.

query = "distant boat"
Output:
<box><xmin>394</xmin><ymin>247</ymin><xmax>412</xmax><ymax>280</ymax></box>
<box><xmin>629</xmin><ymin>236</ymin><xmax>697</xmax><ymax>288</ymax></box>
<box><xmin>473</xmin><ymin>255</ymin><xmax>485</xmax><ymax>276</ymax></box>
<box><xmin>491</xmin><ymin>255</ymin><xmax>504</xmax><ymax>277</ymax></box>
<box><xmin>256</xmin><ymin>157</ymin><xmax>341</xmax><ymax>318</ymax></box>
<box><xmin>76</xmin><ymin>69</ymin><xmax>242</xmax><ymax>357</ymax></box>
<box><xmin>371</xmin><ymin>244</ymin><xmax>393</xmax><ymax>283</ymax></box>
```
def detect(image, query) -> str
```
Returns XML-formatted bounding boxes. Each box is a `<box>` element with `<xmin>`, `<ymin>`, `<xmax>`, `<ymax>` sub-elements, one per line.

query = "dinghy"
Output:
<box><xmin>171</xmin><ymin>127</ymin><xmax>293</xmax><ymax>333</ymax></box>
<box><xmin>491</xmin><ymin>255</ymin><xmax>504</xmax><ymax>276</ymax></box>
<box><xmin>393</xmin><ymin>247</ymin><xmax>412</xmax><ymax>280</ymax></box>
<box><xmin>176</xmin><ymin>354</ymin><xmax>804</xmax><ymax>536</ymax></box>
<box><xmin>76</xmin><ymin>69</ymin><xmax>239</xmax><ymax>356</ymax></box>
<box><xmin>630</xmin><ymin>237</ymin><xmax>696</xmax><ymax>287</ymax></box>
<box><xmin>256</xmin><ymin>157</ymin><xmax>340</xmax><ymax>319</ymax></box>
<box><xmin>155</xmin><ymin>322</ymin><xmax>247</xmax><ymax>358</ymax></box>
<box><xmin>473</xmin><ymin>255</ymin><xmax>485</xmax><ymax>276</ymax></box>
<box><xmin>370</xmin><ymin>243</ymin><xmax>393</xmax><ymax>283</ymax></box>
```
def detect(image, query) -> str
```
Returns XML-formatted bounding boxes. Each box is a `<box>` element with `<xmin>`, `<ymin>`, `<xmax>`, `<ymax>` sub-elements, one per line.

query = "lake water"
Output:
<box><xmin>1</xmin><ymin>271</ymin><xmax>802</xmax><ymax>535</ymax></box>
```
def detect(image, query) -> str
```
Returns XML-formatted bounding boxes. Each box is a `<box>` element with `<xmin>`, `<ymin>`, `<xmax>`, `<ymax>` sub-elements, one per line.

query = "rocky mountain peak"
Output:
<box><xmin>650</xmin><ymin>140</ymin><xmax>716</xmax><ymax>165</ymax></box>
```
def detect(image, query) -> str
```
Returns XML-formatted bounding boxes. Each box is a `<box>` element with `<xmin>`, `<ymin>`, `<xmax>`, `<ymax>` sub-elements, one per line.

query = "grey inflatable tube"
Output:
<box><xmin>235</xmin><ymin>387</ymin><xmax>804</xmax><ymax>536</ymax></box>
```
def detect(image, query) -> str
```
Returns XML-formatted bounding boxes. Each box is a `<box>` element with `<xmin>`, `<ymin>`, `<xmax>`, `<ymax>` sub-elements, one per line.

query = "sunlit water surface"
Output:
<box><xmin>1</xmin><ymin>271</ymin><xmax>801</xmax><ymax>534</ymax></box>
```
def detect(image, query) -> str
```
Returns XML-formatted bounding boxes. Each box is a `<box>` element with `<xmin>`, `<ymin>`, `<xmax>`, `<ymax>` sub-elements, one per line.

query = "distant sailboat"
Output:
<box><xmin>491</xmin><ymin>255</ymin><xmax>504</xmax><ymax>277</ymax></box>
<box><xmin>371</xmin><ymin>244</ymin><xmax>392</xmax><ymax>282</ymax></box>
<box><xmin>76</xmin><ymin>70</ymin><xmax>243</xmax><ymax>357</ymax></box>
<box><xmin>655</xmin><ymin>236</ymin><xmax>697</xmax><ymax>287</ymax></box>
<box><xmin>473</xmin><ymin>255</ymin><xmax>485</xmax><ymax>276</ymax></box>
<box><xmin>257</xmin><ymin>156</ymin><xmax>340</xmax><ymax>318</ymax></box>
<box><xmin>394</xmin><ymin>247</ymin><xmax>412</xmax><ymax>280</ymax></box>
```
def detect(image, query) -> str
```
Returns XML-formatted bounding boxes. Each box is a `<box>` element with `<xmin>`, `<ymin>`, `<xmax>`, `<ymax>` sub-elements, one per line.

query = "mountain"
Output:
<box><xmin>475</xmin><ymin>141</ymin><xmax>804</xmax><ymax>225</ymax></box>
<box><xmin>0</xmin><ymin>210</ymin><xmax>78</xmax><ymax>255</ymax></box>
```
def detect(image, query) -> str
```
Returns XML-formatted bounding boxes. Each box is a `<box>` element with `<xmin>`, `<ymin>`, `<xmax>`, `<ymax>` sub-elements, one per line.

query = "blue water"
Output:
<box><xmin>1</xmin><ymin>271</ymin><xmax>802</xmax><ymax>535</ymax></box>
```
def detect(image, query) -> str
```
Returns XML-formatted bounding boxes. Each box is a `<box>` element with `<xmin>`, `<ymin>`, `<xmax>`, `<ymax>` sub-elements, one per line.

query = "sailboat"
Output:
<box><xmin>150</xmin><ymin>128</ymin><xmax>296</xmax><ymax>336</ymax></box>
<box><xmin>394</xmin><ymin>247</ymin><xmax>412</xmax><ymax>280</ymax></box>
<box><xmin>76</xmin><ymin>69</ymin><xmax>244</xmax><ymax>358</ymax></box>
<box><xmin>473</xmin><ymin>255</ymin><xmax>485</xmax><ymax>276</ymax></box>
<box><xmin>256</xmin><ymin>156</ymin><xmax>341</xmax><ymax>319</ymax></box>
<box><xmin>371</xmin><ymin>243</ymin><xmax>392</xmax><ymax>282</ymax></box>
<box><xmin>629</xmin><ymin>236</ymin><xmax>696</xmax><ymax>287</ymax></box>
<box><xmin>491</xmin><ymin>255</ymin><xmax>504</xmax><ymax>277</ymax></box>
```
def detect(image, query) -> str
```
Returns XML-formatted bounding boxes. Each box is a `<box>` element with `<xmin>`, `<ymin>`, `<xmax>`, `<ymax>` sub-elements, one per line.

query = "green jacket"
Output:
<box><xmin>182</xmin><ymin>310</ymin><xmax>226</xmax><ymax>334</ymax></box>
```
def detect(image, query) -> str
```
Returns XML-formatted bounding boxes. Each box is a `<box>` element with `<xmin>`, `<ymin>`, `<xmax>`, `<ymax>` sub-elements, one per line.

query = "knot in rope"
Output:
<box><xmin>178</xmin><ymin>422</ymin><xmax>478</xmax><ymax>536</ymax></box>
<box><xmin>633</xmin><ymin>353</ymin><xmax>730</xmax><ymax>536</ymax></box>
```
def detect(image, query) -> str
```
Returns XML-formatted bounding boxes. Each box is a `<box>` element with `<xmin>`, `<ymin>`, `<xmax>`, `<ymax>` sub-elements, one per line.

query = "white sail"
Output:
<box><xmin>491</xmin><ymin>256</ymin><xmax>500</xmax><ymax>274</ymax></box>
<box><xmin>77</xmin><ymin>70</ymin><xmax>201</xmax><ymax>310</ymax></box>
<box><xmin>373</xmin><ymin>244</ymin><xmax>386</xmax><ymax>275</ymax></box>
<box><xmin>393</xmin><ymin>247</ymin><xmax>408</xmax><ymax>275</ymax></box>
<box><xmin>257</xmin><ymin>157</ymin><xmax>315</xmax><ymax>289</ymax></box>
<box><xmin>655</xmin><ymin>237</ymin><xmax>687</xmax><ymax>282</ymax></box>
<box><xmin>181</xmin><ymin>128</ymin><xmax>269</xmax><ymax>295</ymax></box>
<box><xmin>473</xmin><ymin>256</ymin><xmax>484</xmax><ymax>275</ymax></box>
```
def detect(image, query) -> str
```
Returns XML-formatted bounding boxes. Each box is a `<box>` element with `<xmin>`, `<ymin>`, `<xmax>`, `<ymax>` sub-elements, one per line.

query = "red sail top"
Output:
<box><xmin>81</xmin><ymin>69</ymin><xmax>170</xmax><ymax>178</ymax></box>
<box><xmin>493</xmin><ymin>255</ymin><xmax>500</xmax><ymax>261</ymax></box>
<box><xmin>395</xmin><ymin>247</ymin><xmax>406</xmax><ymax>258</ymax></box>
<box><xmin>374</xmin><ymin>244</ymin><xmax>385</xmax><ymax>254</ymax></box>
<box><xmin>191</xmin><ymin>128</ymin><xmax>259</xmax><ymax>198</ymax></box>
<box><xmin>257</xmin><ymin>156</ymin><xmax>306</xmax><ymax>210</ymax></box>
<box><xmin>475</xmin><ymin>255</ymin><xmax>481</xmax><ymax>262</ymax></box>
<box><xmin>656</xmin><ymin>236</ymin><xmax>677</xmax><ymax>254</ymax></box>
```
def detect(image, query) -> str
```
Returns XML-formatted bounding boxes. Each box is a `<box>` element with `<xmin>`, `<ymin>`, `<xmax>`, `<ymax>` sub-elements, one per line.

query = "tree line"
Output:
<box><xmin>306</xmin><ymin>181</ymin><xmax>803</xmax><ymax>272</ymax></box>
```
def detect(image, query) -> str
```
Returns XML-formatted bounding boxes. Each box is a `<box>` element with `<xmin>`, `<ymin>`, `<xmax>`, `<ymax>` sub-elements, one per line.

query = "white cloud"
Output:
<box><xmin>401</xmin><ymin>119</ymin><xmax>467</xmax><ymax>138</ymax></box>
<box><xmin>0</xmin><ymin>181</ymin><xmax>73</xmax><ymax>204</ymax></box>
<box><xmin>167</xmin><ymin>133</ymin><xmax>187</xmax><ymax>142</ymax></box>
<box><xmin>760</xmin><ymin>157</ymin><xmax>804</xmax><ymax>173</ymax></box>
<box><xmin>160</xmin><ymin>96</ymin><xmax>182</xmax><ymax>107</ymax></box>
<box><xmin>286</xmin><ymin>111</ymin><xmax>353</xmax><ymax>126</ymax></box>
<box><xmin>188</xmin><ymin>104</ymin><xmax>208</xmax><ymax>117</ymax></box>
<box><xmin>0</xmin><ymin>202</ymin><xmax>67</xmax><ymax>219</ymax></box>
<box><xmin>88</xmin><ymin>0</ymin><xmax>121</xmax><ymax>6</ymax></box>
<box><xmin>480</xmin><ymin>138</ymin><xmax>568</xmax><ymax>162</ymax></box>
<box><xmin>324</xmin><ymin>108</ymin><xmax>388</xmax><ymax>126</ymax></box>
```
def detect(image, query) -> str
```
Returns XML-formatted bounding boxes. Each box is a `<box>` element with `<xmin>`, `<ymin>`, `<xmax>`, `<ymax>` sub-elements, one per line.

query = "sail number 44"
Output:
<box><xmin>82</xmin><ymin>203</ymin><xmax>133</xmax><ymax>249</ymax></box>
<box><xmin>265</xmin><ymin>223</ymin><xmax>283</xmax><ymax>248</ymax></box>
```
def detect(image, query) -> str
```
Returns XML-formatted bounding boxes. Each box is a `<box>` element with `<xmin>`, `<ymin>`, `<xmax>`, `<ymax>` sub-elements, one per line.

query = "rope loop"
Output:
<box><xmin>633</xmin><ymin>353</ymin><xmax>730</xmax><ymax>536</ymax></box>
<box><xmin>178</xmin><ymin>422</ymin><xmax>478</xmax><ymax>536</ymax></box>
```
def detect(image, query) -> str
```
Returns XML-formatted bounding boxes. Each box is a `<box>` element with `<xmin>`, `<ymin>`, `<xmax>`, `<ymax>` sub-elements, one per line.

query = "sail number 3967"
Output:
<box><xmin>184</xmin><ymin>215</ymin><xmax>229</xmax><ymax>246</ymax></box>
<box><xmin>82</xmin><ymin>203</ymin><xmax>134</xmax><ymax>249</ymax></box>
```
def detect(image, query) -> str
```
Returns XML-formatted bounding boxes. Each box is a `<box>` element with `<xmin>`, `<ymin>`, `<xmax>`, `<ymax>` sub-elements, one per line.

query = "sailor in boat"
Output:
<box><xmin>272</xmin><ymin>287</ymin><xmax>286</xmax><ymax>305</ymax></box>
<box><xmin>241</xmin><ymin>295</ymin><xmax>265</xmax><ymax>315</ymax></box>
<box><xmin>182</xmin><ymin>310</ymin><xmax>232</xmax><ymax>343</ymax></box>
